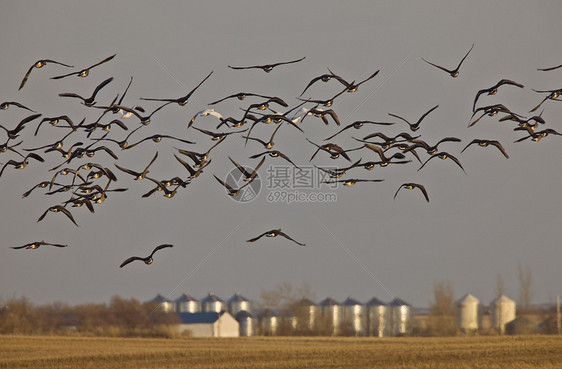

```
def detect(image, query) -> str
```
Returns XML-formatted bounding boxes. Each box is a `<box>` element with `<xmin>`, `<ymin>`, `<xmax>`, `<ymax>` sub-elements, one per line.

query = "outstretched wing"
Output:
<box><xmin>277</xmin><ymin>231</ymin><xmax>306</xmax><ymax>246</ymax></box>
<box><xmin>395</xmin><ymin>183</ymin><xmax>429</xmax><ymax>202</ymax></box>
<box><xmin>19</xmin><ymin>65</ymin><xmax>37</xmax><ymax>90</ymax></box>
<box><xmin>537</xmin><ymin>63</ymin><xmax>562</xmax><ymax>72</ymax></box>
<box><xmin>454</xmin><ymin>43</ymin><xmax>475</xmax><ymax>71</ymax></box>
<box><xmin>58</xmin><ymin>206</ymin><xmax>79</xmax><ymax>226</ymax></box>
<box><xmin>150</xmin><ymin>244</ymin><xmax>173</xmax><ymax>258</ymax></box>
<box><xmin>11</xmin><ymin>243</ymin><xmax>33</xmax><ymax>249</ymax></box>
<box><xmin>46</xmin><ymin>242</ymin><xmax>68</xmax><ymax>248</ymax></box>
<box><xmin>19</xmin><ymin>59</ymin><xmax>74</xmax><ymax>89</ymax></box>
<box><xmin>421</xmin><ymin>58</ymin><xmax>453</xmax><ymax>74</ymax></box>
<box><xmin>119</xmin><ymin>256</ymin><xmax>143</xmax><ymax>268</ymax></box>
<box><xmin>444</xmin><ymin>153</ymin><xmax>466</xmax><ymax>174</ymax></box>
<box><xmin>246</xmin><ymin>232</ymin><xmax>269</xmax><ymax>243</ymax></box>
<box><xmin>416</xmin><ymin>105</ymin><xmax>439</xmax><ymax>126</ymax></box>
<box><xmin>213</xmin><ymin>174</ymin><xmax>235</xmax><ymax>192</ymax></box>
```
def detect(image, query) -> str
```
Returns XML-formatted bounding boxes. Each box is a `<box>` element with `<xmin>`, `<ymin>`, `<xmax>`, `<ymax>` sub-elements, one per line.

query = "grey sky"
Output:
<box><xmin>1</xmin><ymin>0</ymin><xmax>561</xmax><ymax>309</ymax></box>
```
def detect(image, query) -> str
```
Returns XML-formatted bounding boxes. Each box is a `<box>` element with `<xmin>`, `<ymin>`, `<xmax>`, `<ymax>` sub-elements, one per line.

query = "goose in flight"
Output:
<box><xmin>469</xmin><ymin>104</ymin><xmax>515</xmax><ymax>127</ymax></box>
<box><xmin>37</xmin><ymin>205</ymin><xmax>79</xmax><ymax>226</ymax></box>
<box><xmin>0</xmin><ymin>152</ymin><xmax>44</xmax><ymax>178</ymax></box>
<box><xmin>325</xmin><ymin>178</ymin><xmax>384</xmax><ymax>187</ymax></box>
<box><xmin>11</xmin><ymin>241</ymin><xmax>68</xmax><ymax>250</ymax></box>
<box><xmin>19</xmin><ymin>59</ymin><xmax>73</xmax><ymax>89</ymax></box>
<box><xmin>418</xmin><ymin>151</ymin><xmax>466</xmax><ymax>174</ymax></box>
<box><xmin>394</xmin><ymin>183</ymin><xmax>429</xmax><ymax>202</ymax></box>
<box><xmin>115</xmin><ymin>151</ymin><xmax>158</xmax><ymax>180</ymax></box>
<box><xmin>58</xmin><ymin>77</ymin><xmax>114</xmax><ymax>107</ymax></box>
<box><xmin>472</xmin><ymin>79</ymin><xmax>524</xmax><ymax>111</ymax></box>
<box><xmin>0</xmin><ymin>113</ymin><xmax>42</xmax><ymax>140</ymax></box>
<box><xmin>324</xmin><ymin>120</ymin><xmax>394</xmax><ymax>141</ymax></box>
<box><xmin>246</xmin><ymin>229</ymin><xmax>305</xmax><ymax>246</ymax></box>
<box><xmin>228</xmin><ymin>57</ymin><xmax>305</xmax><ymax>73</ymax></box>
<box><xmin>51</xmin><ymin>54</ymin><xmax>116</xmax><ymax>79</ymax></box>
<box><xmin>0</xmin><ymin>101</ymin><xmax>35</xmax><ymax>112</ymax></box>
<box><xmin>140</xmin><ymin>71</ymin><xmax>213</xmax><ymax>106</ymax></box>
<box><xmin>529</xmin><ymin>87</ymin><xmax>562</xmax><ymax>112</ymax></box>
<box><xmin>229</xmin><ymin>156</ymin><xmax>265</xmax><ymax>182</ymax></box>
<box><xmin>249</xmin><ymin>150</ymin><xmax>299</xmax><ymax>168</ymax></box>
<box><xmin>213</xmin><ymin>174</ymin><xmax>253</xmax><ymax>198</ymax></box>
<box><xmin>388</xmin><ymin>105</ymin><xmax>439</xmax><ymax>132</ymax></box>
<box><xmin>119</xmin><ymin>244</ymin><xmax>173</xmax><ymax>268</ymax></box>
<box><xmin>300</xmin><ymin>69</ymin><xmax>352</xmax><ymax>96</ymax></box>
<box><xmin>461</xmin><ymin>139</ymin><xmax>509</xmax><ymax>158</ymax></box>
<box><xmin>209</xmin><ymin>92</ymin><xmax>287</xmax><ymax>106</ymax></box>
<box><xmin>422</xmin><ymin>43</ymin><xmax>474</xmax><ymax>77</ymax></box>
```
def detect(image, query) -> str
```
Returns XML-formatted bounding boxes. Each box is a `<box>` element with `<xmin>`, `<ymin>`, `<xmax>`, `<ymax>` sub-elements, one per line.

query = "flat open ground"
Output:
<box><xmin>1</xmin><ymin>335</ymin><xmax>561</xmax><ymax>369</ymax></box>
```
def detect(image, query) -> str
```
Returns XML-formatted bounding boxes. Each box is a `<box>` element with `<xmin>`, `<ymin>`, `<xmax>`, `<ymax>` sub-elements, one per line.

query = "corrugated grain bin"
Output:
<box><xmin>227</xmin><ymin>292</ymin><xmax>252</xmax><ymax>316</ymax></box>
<box><xmin>236</xmin><ymin>310</ymin><xmax>256</xmax><ymax>336</ymax></box>
<box><xmin>366</xmin><ymin>297</ymin><xmax>388</xmax><ymax>337</ymax></box>
<box><xmin>490</xmin><ymin>294</ymin><xmax>516</xmax><ymax>334</ymax></box>
<box><xmin>319</xmin><ymin>297</ymin><xmax>342</xmax><ymax>335</ymax></box>
<box><xmin>147</xmin><ymin>294</ymin><xmax>175</xmax><ymax>313</ymax></box>
<box><xmin>389</xmin><ymin>298</ymin><xmax>413</xmax><ymax>336</ymax></box>
<box><xmin>260</xmin><ymin>308</ymin><xmax>279</xmax><ymax>336</ymax></box>
<box><xmin>457</xmin><ymin>293</ymin><xmax>480</xmax><ymax>333</ymax></box>
<box><xmin>342</xmin><ymin>297</ymin><xmax>366</xmax><ymax>336</ymax></box>
<box><xmin>175</xmin><ymin>294</ymin><xmax>200</xmax><ymax>313</ymax></box>
<box><xmin>201</xmin><ymin>293</ymin><xmax>226</xmax><ymax>313</ymax></box>
<box><xmin>294</xmin><ymin>298</ymin><xmax>317</xmax><ymax>332</ymax></box>
<box><xmin>505</xmin><ymin>316</ymin><xmax>539</xmax><ymax>335</ymax></box>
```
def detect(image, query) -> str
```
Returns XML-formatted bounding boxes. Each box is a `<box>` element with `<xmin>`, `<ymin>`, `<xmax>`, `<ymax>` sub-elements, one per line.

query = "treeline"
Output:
<box><xmin>0</xmin><ymin>296</ymin><xmax>179</xmax><ymax>337</ymax></box>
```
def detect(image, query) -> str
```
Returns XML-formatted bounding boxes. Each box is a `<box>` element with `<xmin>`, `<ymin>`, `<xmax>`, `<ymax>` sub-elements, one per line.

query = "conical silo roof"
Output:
<box><xmin>319</xmin><ymin>297</ymin><xmax>340</xmax><ymax>306</ymax></box>
<box><xmin>366</xmin><ymin>297</ymin><xmax>385</xmax><ymax>306</ymax></box>
<box><xmin>342</xmin><ymin>296</ymin><xmax>362</xmax><ymax>306</ymax></box>
<box><xmin>227</xmin><ymin>292</ymin><xmax>250</xmax><ymax>303</ymax></box>
<box><xmin>297</xmin><ymin>298</ymin><xmax>316</xmax><ymax>306</ymax></box>
<box><xmin>457</xmin><ymin>293</ymin><xmax>479</xmax><ymax>305</ymax></box>
<box><xmin>490</xmin><ymin>294</ymin><xmax>515</xmax><ymax>305</ymax></box>
<box><xmin>148</xmin><ymin>294</ymin><xmax>172</xmax><ymax>303</ymax></box>
<box><xmin>201</xmin><ymin>292</ymin><xmax>224</xmax><ymax>303</ymax></box>
<box><xmin>389</xmin><ymin>298</ymin><xmax>410</xmax><ymax>307</ymax></box>
<box><xmin>175</xmin><ymin>294</ymin><xmax>199</xmax><ymax>303</ymax></box>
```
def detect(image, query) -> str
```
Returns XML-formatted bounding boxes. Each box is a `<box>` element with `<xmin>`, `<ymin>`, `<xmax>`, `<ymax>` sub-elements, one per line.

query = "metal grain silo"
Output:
<box><xmin>286</xmin><ymin>311</ymin><xmax>298</xmax><ymax>333</ymax></box>
<box><xmin>227</xmin><ymin>293</ymin><xmax>252</xmax><ymax>316</ymax></box>
<box><xmin>490</xmin><ymin>294</ymin><xmax>516</xmax><ymax>334</ymax></box>
<box><xmin>147</xmin><ymin>294</ymin><xmax>175</xmax><ymax>313</ymax></box>
<box><xmin>366</xmin><ymin>297</ymin><xmax>388</xmax><ymax>337</ymax></box>
<box><xmin>236</xmin><ymin>310</ymin><xmax>256</xmax><ymax>336</ymax></box>
<box><xmin>319</xmin><ymin>297</ymin><xmax>342</xmax><ymax>335</ymax></box>
<box><xmin>294</xmin><ymin>298</ymin><xmax>317</xmax><ymax>332</ymax></box>
<box><xmin>260</xmin><ymin>308</ymin><xmax>279</xmax><ymax>336</ymax></box>
<box><xmin>201</xmin><ymin>293</ymin><xmax>226</xmax><ymax>313</ymax></box>
<box><xmin>342</xmin><ymin>297</ymin><xmax>366</xmax><ymax>336</ymax></box>
<box><xmin>389</xmin><ymin>298</ymin><xmax>413</xmax><ymax>336</ymax></box>
<box><xmin>457</xmin><ymin>293</ymin><xmax>480</xmax><ymax>333</ymax></box>
<box><xmin>175</xmin><ymin>294</ymin><xmax>200</xmax><ymax>313</ymax></box>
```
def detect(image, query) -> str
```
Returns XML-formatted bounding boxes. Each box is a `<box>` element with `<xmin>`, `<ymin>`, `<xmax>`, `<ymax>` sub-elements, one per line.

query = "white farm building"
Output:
<box><xmin>174</xmin><ymin>311</ymin><xmax>239</xmax><ymax>337</ymax></box>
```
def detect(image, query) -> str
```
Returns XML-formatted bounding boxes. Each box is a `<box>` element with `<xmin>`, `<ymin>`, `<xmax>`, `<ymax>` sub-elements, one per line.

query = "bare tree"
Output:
<box><xmin>517</xmin><ymin>263</ymin><xmax>534</xmax><ymax>314</ymax></box>
<box><xmin>495</xmin><ymin>273</ymin><xmax>505</xmax><ymax>298</ymax></box>
<box><xmin>258</xmin><ymin>281</ymin><xmax>317</xmax><ymax>335</ymax></box>
<box><xmin>258</xmin><ymin>281</ymin><xmax>315</xmax><ymax>311</ymax></box>
<box><xmin>427</xmin><ymin>280</ymin><xmax>457</xmax><ymax>336</ymax></box>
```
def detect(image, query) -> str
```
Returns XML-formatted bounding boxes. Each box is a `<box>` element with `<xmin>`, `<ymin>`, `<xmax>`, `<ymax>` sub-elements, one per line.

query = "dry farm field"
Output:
<box><xmin>1</xmin><ymin>335</ymin><xmax>561</xmax><ymax>369</ymax></box>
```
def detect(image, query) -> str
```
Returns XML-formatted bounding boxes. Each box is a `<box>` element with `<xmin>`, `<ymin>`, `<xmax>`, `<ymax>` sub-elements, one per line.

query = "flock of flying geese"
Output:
<box><xmin>3</xmin><ymin>46</ymin><xmax>561</xmax><ymax>266</ymax></box>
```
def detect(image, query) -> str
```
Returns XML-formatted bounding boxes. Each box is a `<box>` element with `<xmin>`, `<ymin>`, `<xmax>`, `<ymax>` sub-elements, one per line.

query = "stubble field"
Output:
<box><xmin>1</xmin><ymin>335</ymin><xmax>561</xmax><ymax>369</ymax></box>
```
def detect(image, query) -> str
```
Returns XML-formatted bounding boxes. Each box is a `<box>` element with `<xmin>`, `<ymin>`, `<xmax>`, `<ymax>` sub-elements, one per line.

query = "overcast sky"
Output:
<box><xmin>1</xmin><ymin>0</ymin><xmax>561</xmax><ymax>309</ymax></box>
